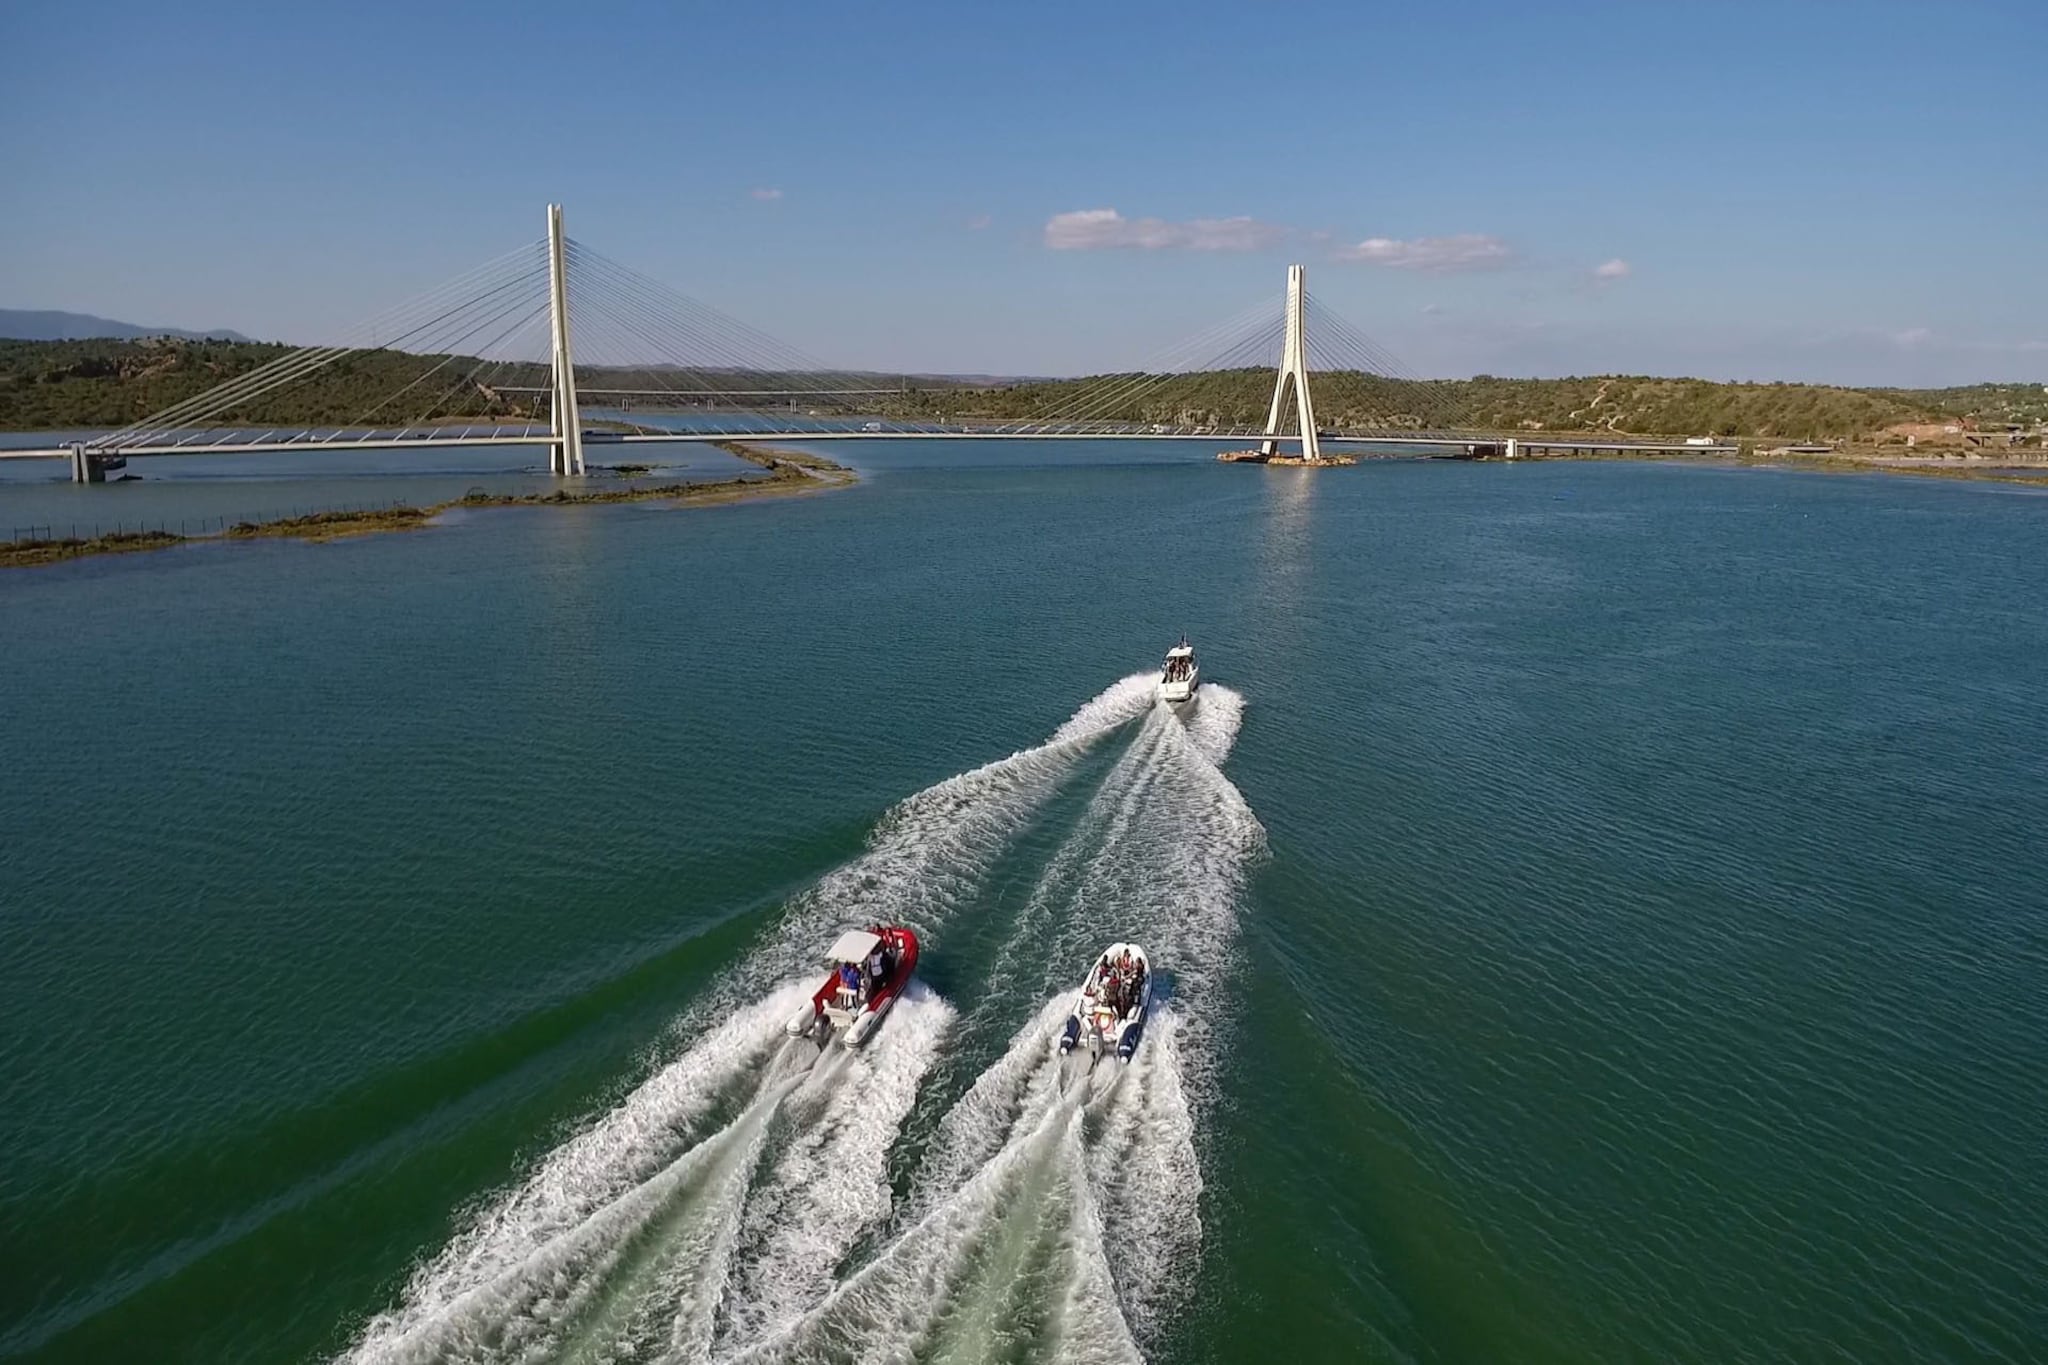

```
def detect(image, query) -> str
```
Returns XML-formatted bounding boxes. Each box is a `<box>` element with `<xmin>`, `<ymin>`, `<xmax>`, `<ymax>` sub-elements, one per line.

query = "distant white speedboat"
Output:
<box><xmin>1158</xmin><ymin>637</ymin><xmax>1199</xmax><ymax>705</ymax></box>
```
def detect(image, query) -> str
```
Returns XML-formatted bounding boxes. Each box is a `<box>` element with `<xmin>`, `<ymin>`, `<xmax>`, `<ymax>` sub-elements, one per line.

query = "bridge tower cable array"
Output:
<box><xmin>546</xmin><ymin>203</ymin><xmax>584</xmax><ymax>476</ymax></box>
<box><xmin>37</xmin><ymin>204</ymin><xmax>1495</xmax><ymax>483</ymax></box>
<box><xmin>1259</xmin><ymin>264</ymin><xmax>1321</xmax><ymax>461</ymax></box>
<box><xmin>1300</xmin><ymin>290</ymin><xmax>1469</xmax><ymax>434</ymax></box>
<box><xmin>72</xmin><ymin>239</ymin><xmax>559</xmax><ymax>478</ymax></box>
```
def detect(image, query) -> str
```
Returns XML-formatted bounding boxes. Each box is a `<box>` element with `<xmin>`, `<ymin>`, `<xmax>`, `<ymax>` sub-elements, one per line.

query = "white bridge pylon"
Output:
<box><xmin>39</xmin><ymin>209</ymin><xmax>1452</xmax><ymax>483</ymax></box>
<box><xmin>546</xmin><ymin>203</ymin><xmax>585</xmax><ymax>477</ymax></box>
<box><xmin>1259</xmin><ymin>263</ymin><xmax>1321</xmax><ymax>462</ymax></box>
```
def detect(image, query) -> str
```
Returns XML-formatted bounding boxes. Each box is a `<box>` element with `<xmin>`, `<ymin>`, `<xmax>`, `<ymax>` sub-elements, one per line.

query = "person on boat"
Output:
<box><xmin>866</xmin><ymin>943</ymin><xmax>887</xmax><ymax>990</ymax></box>
<box><xmin>839</xmin><ymin>960</ymin><xmax>863</xmax><ymax>1006</ymax></box>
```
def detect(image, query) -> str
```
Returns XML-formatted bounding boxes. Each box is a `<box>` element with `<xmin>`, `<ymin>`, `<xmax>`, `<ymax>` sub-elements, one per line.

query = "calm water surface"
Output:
<box><xmin>0</xmin><ymin>427</ymin><xmax>760</xmax><ymax>538</ymax></box>
<box><xmin>1</xmin><ymin>446</ymin><xmax>2043</xmax><ymax>1363</ymax></box>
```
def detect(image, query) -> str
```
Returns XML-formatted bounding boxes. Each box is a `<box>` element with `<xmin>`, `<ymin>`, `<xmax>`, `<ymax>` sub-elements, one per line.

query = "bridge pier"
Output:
<box><xmin>68</xmin><ymin>443</ymin><xmax>125</xmax><ymax>484</ymax></box>
<box><xmin>1258</xmin><ymin>264</ymin><xmax>1321</xmax><ymax>463</ymax></box>
<box><xmin>546</xmin><ymin>203</ymin><xmax>584</xmax><ymax>477</ymax></box>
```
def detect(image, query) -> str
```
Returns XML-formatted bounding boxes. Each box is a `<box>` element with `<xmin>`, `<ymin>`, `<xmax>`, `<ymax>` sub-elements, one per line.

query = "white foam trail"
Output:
<box><xmin>987</xmin><ymin>720</ymin><xmax>1175</xmax><ymax>1002</ymax></box>
<box><xmin>823</xmin><ymin>687</ymin><xmax>1253</xmax><ymax>1350</ymax></box>
<box><xmin>907</xmin><ymin>998</ymin><xmax>1076</xmax><ymax>1214</ymax></box>
<box><xmin>732</xmin><ymin>1081</ymin><xmax>1143</xmax><ymax>1365</ymax></box>
<box><xmin>343</xmin><ymin>678</ymin><xmax>1157</xmax><ymax>1364</ymax></box>
<box><xmin>1078</xmin><ymin>1012</ymin><xmax>1200</xmax><ymax>1343</ymax></box>
<box><xmin>723</xmin><ymin>673</ymin><xmax>1159</xmax><ymax>1001</ymax></box>
<box><xmin>1036</xmin><ymin>694</ymin><xmax>1263</xmax><ymax>1052</ymax></box>
<box><xmin>1180</xmin><ymin>684</ymin><xmax>1246</xmax><ymax>767</ymax></box>
<box><xmin>714</xmin><ymin>987</ymin><xmax>958</xmax><ymax>1354</ymax></box>
<box><xmin>869</xmin><ymin>1005</ymin><xmax>1204</xmax><ymax>1355</ymax></box>
<box><xmin>345</xmin><ymin>991</ymin><xmax>956</xmax><ymax>1365</ymax></box>
<box><xmin>342</xmin><ymin>985</ymin><xmax>813</xmax><ymax>1364</ymax></box>
<box><xmin>1050</xmin><ymin>674</ymin><xmax>1164</xmax><ymax>747</ymax></box>
<box><xmin>997</xmin><ymin>686</ymin><xmax>1246</xmax><ymax>1001</ymax></box>
<box><xmin>1054</xmin><ymin>697</ymin><xmax>1261</xmax><ymax>1341</ymax></box>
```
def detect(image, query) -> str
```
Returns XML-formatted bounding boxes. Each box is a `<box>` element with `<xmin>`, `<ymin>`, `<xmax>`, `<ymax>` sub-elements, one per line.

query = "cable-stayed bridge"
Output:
<box><xmin>12</xmin><ymin>206</ymin><xmax>1729</xmax><ymax>483</ymax></box>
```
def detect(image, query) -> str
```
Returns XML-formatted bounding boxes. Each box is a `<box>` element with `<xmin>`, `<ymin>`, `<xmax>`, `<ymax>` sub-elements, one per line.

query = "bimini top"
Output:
<box><xmin>825</xmin><ymin>929</ymin><xmax>883</xmax><ymax>965</ymax></box>
<box><xmin>1164</xmin><ymin>643</ymin><xmax>1194</xmax><ymax>659</ymax></box>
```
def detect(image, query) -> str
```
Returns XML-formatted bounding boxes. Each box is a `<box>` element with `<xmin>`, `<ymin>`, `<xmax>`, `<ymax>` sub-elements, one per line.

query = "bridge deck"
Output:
<box><xmin>1</xmin><ymin>428</ymin><xmax>1739</xmax><ymax>461</ymax></box>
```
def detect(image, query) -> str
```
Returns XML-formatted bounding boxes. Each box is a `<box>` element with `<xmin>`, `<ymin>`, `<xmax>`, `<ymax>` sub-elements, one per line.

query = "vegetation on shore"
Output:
<box><xmin>0</xmin><ymin>443</ymin><xmax>853</xmax><ymax>569</ymax></box>
<box><xmin>876</xmin><ymin>371</ymin><xmax>2048</xmax><ymax>444</ymax></box>
<box><xmin>0</xmin><ymin>337</ymin><xmax>546</xmax><ymax>430</ymax></box>
<box><xmin>1508</xmin><ymin>443</ymin><xmax>2046</xmax><ymax>483</ymax></box>
<box><xmin>5</xmin><ymin>336</ymin><xmax>2041</xmax><ymax>445</ymax></box>
<box><xmin>0</xmin><ymin>528</ymin><xmax>183</xmax><ymax>567</ymax></box>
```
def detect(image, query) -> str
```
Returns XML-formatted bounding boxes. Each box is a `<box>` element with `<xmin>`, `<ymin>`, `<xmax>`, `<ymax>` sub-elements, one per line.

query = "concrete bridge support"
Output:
<box><xmin>546</xmin><ymin>203</ymin><xmax>585</xmax><ymax>477</ymax></box>
<box><xmin>68</xmin><ymin>443</ymin><xmax>125</xmax><ymax>483</ymax></box>
<box><xmin>1258</xmin><ymin>264</ymin><xmax>1321</xmax><ymax>463</ymax></box>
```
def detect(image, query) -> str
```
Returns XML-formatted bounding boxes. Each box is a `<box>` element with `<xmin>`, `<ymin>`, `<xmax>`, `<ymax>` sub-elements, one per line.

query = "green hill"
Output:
<box><xmin>0</xmin><ymin>337</ymin><xmax>548</xmax><ymax>431</ymax></box>
<box><xmin>876</xmin><ymin>371</ymin><xmax>1942</xmax><ymax>441</ymax></box>
<box><xmin>4</xmin><ymin>336</ymin><xmax>2037</xmax><ymax>442</ymax></box>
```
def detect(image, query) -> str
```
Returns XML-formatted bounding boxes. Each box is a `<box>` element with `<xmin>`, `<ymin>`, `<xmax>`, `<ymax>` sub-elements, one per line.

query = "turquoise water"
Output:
<box><xmin>1</xmin><ymin>448</ymin><xmax>2043</xmax><ymax>1362</ymax></box>
<box><xmin>0</xmin><ymin>430</ymin><xmax>760</xmax><ymax>539</ymax></box>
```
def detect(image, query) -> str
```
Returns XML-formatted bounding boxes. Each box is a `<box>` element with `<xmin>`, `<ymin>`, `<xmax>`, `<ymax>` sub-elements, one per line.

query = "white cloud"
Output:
<box><xmin>750</xmin><ymin>187</ymin><xmax>784</xmax><ymax>201</ymax></box>
<box><xmin>1891</xmin><ymin>326</ymin><xmax>1933</xmax><ymax>347</ymax></box>
<box><xmin>1335</xmin><ymin>233</ymin><xmax>1513</xmax><ymax>273</ymax></box>
<box><xmin>1043</xmin><ymin>208</ymin><xmax>1286</xmax><ymax>252</ymax></box>
<box><xmin>966</xmin><ymin>213</ymin><xmax>993</xmax><ymax>230</ymax></box>
<box><xmin>1593</xmin><ymin>258</ymin><xmax>1632</xmax><ymax>280</ymax></box>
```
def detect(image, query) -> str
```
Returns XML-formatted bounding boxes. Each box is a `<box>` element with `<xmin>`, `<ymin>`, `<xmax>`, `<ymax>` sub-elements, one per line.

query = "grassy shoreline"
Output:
<box><xmin>1</xmin><ymin>442</ymin><xmax>855</xmax><ymax>569</ymax></box>
<box><xmin>1502</xmin><ymin>440</ymin><xmax>2048</xmax><ymax>488</ymax></box>
<box><xmin>7</xmin><ymin>436</ymin><xmax>2039</xmax><ymax>572</ymax></box>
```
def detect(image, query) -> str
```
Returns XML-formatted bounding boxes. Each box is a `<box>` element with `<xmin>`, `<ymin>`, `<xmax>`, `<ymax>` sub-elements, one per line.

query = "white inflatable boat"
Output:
<box><xmin>1057</xmin><ymin>943</ymin><xmax>1152</xmax><ymax>1064</ymax></box>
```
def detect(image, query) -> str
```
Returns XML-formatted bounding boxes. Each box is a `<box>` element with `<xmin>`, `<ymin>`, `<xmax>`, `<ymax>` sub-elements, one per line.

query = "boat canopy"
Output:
<box><xmin>825</xmin><ymin>929</ymin><xmax>883</xmax><ymax>965</ymax></box>
<box><xmin>1164</xmin><ymin>644</ymin><xmax>1194</xmax><ymax>660</ymax></box>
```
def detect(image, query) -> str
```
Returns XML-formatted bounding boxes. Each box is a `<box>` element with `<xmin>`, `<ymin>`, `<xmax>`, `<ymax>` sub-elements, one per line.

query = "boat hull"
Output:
<box><xmin>1056</xmin><ymin>943</ymin><xmax>1153</xmax><ymax>1064</ymax></box>
<box><xmin>786</xmin><ymin>925</ymin><xmax>920</xmax><ymax>1048</ymax></box>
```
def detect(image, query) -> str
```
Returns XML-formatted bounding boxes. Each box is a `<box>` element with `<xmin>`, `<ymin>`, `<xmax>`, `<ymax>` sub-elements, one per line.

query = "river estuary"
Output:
<box><xmin>2</xmin><ymin>442</ymin><xmax>2043</xmax><ymax>1363</ymax></box>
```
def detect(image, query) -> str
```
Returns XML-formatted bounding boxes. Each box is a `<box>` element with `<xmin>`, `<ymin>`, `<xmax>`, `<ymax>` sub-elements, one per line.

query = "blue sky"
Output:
<box><xmin>4</xmin><ymin>0</ymin><xmax>2043</xmax><ymax>385</ymax></box>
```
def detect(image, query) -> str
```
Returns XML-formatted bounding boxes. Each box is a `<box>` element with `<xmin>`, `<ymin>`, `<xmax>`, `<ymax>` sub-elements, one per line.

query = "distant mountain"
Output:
<box><xmin>0</xmin><ymin>309</ymin><xmax>252</xmax><ymax>343</ymax></box>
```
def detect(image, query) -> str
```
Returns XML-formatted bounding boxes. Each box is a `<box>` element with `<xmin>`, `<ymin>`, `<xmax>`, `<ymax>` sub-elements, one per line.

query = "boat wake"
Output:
<box><xmin>340</xmin><ymin>677</ymin><xmax>1160</xmax><ymax>1364</ymax></box>
<box><xmin>342</xmin><ymin>986</ymin><xmax>959</xmax><ymax>1364</ymax></box>
<box><xmin>736</xmin><ymin>688</ymin><xmax>1263</xmax><ymax>1362</ymax></box>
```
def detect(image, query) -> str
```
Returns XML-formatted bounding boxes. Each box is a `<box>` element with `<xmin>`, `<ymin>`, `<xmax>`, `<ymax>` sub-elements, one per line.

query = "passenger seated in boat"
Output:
<box><xmin>839</xmin><ymin>960</ymin><xmax>863</xmax><ymax>1007</ymax></box>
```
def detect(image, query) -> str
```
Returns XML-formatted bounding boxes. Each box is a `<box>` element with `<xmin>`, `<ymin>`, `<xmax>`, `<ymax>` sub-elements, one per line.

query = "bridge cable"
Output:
<box><xmin>90</xmin><ymin>240</ymin><xmax>551</xmax><ymax>451</ymax></box>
